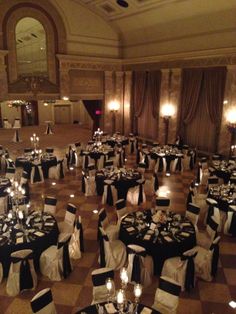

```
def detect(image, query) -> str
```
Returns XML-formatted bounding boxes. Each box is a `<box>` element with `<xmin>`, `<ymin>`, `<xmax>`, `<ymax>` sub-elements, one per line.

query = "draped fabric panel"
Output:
<box><xmin>178</xmin><ymin>69</ymin><xmax>203</xmax><ymax>138</ymax></box>
<box><xmin>132</xmin><ymin>71</ymin><xmax>148</xmax><ymax>133</ymax></box>
<box><xmin>178</xmin><ymin>67</ymin><xmax>227</xmax><ymax>153</ymax></box>
<box><xmin>132</xmin><ymin>71</ymin><xmax>161</xmax><ymax>138</ymax></box>
<box><xmin>83</xmin><ymin>100</ymin><xmax>102</xmax><ymax>134</ymax></box>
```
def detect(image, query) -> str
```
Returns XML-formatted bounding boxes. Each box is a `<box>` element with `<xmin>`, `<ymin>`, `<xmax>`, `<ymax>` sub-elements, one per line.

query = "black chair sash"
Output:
<box><xmin>97</xmin><ymin>210</ymin><xmax>107</xmax><ymax>241</ymax></box>
<box><xmin>15</xmin><ymin>130</ymin><xmax>19</xmax><ymax>142</ymax></box>
<box><xmin>31</xmin><ymin>289</ymin><xmax>53</xmax><ymax>312</ymax></box>
<box><xmin>7</xmin><ymin>167</ymin><xmax>15</xmax><ymax>174</ymax></box>
<box><xmin>84</xmin><ymin>155</ymin><xmax>89</xmax><ymax>169</ymax></box>
<box><xmin>130</xmin><ymin>139</ymin><xmax>135</xmax><ymax>154</ymax></box>
<box><xmin>106</xmin><ymin>184</ymin><xmax>114</xmax><ymax>206</ymax></box>
<box><xmin>229</xmin><ymin>211</ymin><xmax>236</xmax><ymax>236</ymax></box>
<box><xmin>138</xmin><ymin>182</ymin><xmax>144</xmax><ymax>205</ymax></box>
<box><xmin>77</xmin><ymin>219</ymin><xmax>84</xmax><ymax>252</ymax></box>
<box><xmin>181</xmin><ymin>253</ymin><xmax>197</xmax><ymax>291</ymax></box>
<box><xmin>11</xmin><ymin>253</ymin><xmax>34</xmax><ymax>292</ymax></box>
<box><xmin>82</xmin><ymin>175</ymin><xmax>86</xmax><ymax>193</ymax></box>
<box><xmin>128</xmin><ymin>247</ymin><xmax>146</xmax><ymax>283</ymax></box>
<box><xmin>99</xmin><ymin>235</ymin><xmax>109</xmax><ymax>267</ymax></box>
<box><xmin>45</xmin><ymin>197</ymin><xmax>57</xmax><ymax>206</ymax></box>
<box><xmin>136</xmin><ymin>150</ymin><xmax>140</xmax><ymax>164</ymax></box>
<box><xmin>32</xmin><ymin>165</ymin><xmax>41</xmax><ymax>183</ymax></box>
<box><xmin>208</xmin><ymin>215</ymin><xmax>218</xmax><ymax>231</ymax></box>
<box><xmin>159</xmin><ymin>277</ymin><xmax>181</xmax><ymax>296</ymax></box>
<box><xmin>144</xmin><ymin>154</ymin><xmax>149</xmax><ymax>169</ymax></box>
<box><xmin>116</xmin><ymin>199</ymin><xmax>126</xmax><ymax>210</ymax></box>
<box><xmin>210</xmin><ymin>243</ymin><xmax>219</xmax><ymax>277</ymax></box>
<box><xmin>153</xmin><ymin>173</ymin><xmax>159</xmax><ymax>191</ymax></box>
<box><xmin>158</xmin><ymin>157</ymin><xmax>164</xmax><ymax>172</ymax></box>
<box><xmin>58</xmin><ymin>237</ymin><xmax>72</xmax><ymax>279</ymax></box>
<box><xmin>92</xmin><ymin>270</ymin><xmax>114</xmax><ymax>286</ymax></box>
<box><xmin>70</xmin><ymin>150</ymin><xmax>76</xmax><ymax>165</ymax></box>
<box><xmin>187</xmin><ymin>203</ymin><xmax>200</xmax><ymax>215</ymax></box>
<box><xmin>186</xmin><ymin>191</ymin><xmax>194</xmax><ymax>207</ymax></box>
<box><xmin>67</xmin><ymin>204</ymin><xmax>76</xmax><ymax>214</ymax></box>
<box><xmin>58</xmin><ymin>160</ymin><xmax>64</xmax><ymax>179</ymax></box>
<box><xmin>156</xmin><ymin>198</ymin><xmax>170</xmax><ymax>207</ymax></box>
<box><xmin>206</xmin><ymin>205</ymin><xmax>215</xmax><ymax>225</ymax></box>
<box><xmin>196</xmin><ymin>164</ymin><xmax>201</xmax><ymax>183</ymax></box>
<box><xmin>176</xmin><ymin>156</ymin><xmax>182</xmax><ymax>171</ymax></box>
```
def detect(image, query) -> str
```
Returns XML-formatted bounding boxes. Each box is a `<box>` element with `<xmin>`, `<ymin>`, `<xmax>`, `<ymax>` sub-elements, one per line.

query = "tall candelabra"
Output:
<box><xmin>93</xmin><ymin>128</ymin><xmax>103</xmax><ymax>146</ymax></box>
<box><xmin>30</xmin><ymin>133</ymin><xmax>39</xmax><ymax>150</ymax></box>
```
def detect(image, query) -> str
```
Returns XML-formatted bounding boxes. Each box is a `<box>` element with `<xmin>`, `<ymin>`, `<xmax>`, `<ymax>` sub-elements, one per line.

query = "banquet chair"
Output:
<box><xmin>69</xmin><ymin>216</ymin><xmax>84</xmax><ymax>259</ymax></box>
<box><xmin>186</xmin><ymin>203</ymin><xmax>200</xmax><ymax>231</ymax></box>
<box><xmin>97</xmin><ymin>154</ymin><xmax>105</xmax><ymax>170</ymax></box>
<box><xmin>99</xmin><ymin>227</ymin><xmax>127</xmax><ymax>270</ymax></box>
<box><xmin>155</xmin><ymin>197</ymin><xmax>170</xmax><ymax>212</ymax></box>
<box><xmin>58</xmin><ymin>203</ymin><xmax>77</xmax><ymax>234</ymax></box>
<box><xmin>144</xmin><ymin>172</ymin><xmax>159</xmax><ymax>196</ymax></box>
<box><xmin>12</xmin><ymin>118</ymin><xmax>21</xmax><ymax>128</ymax></box>
<box><xmin>6</xmin><ymin>167</ymin><xmax>15</xmax><ymax>180</ymax></box>
<box><xmin>171</xmin><ymin>154</ymin><xmax>184</xmax><ymax>173</ymax></box>
<box><xmin>67</xmin><ymin>145</ymin><xmax>77</xmax><ymax>168</ymax></box>
<box><xmin>6</xmin><ymin>249</ymin><xmax>37</xmax><ymax>296</ymax></box>
<box><xmin>161</xmin><ymin>248</ymin><xmax>198</xmax><ymax>292</ymax></box>
<box><xmin>102</xmin><ymin>179</ymin><xmax>117</xmax><ymax>206</ymax></box>
<box><xmin>194</xmin><ymin>236</ymin><xmax>221</xmax><ymax>282</ymax></box>
<box><xmin>128</xmin><ymin>135</ymin><xmax>137</xmax><ymax>155</ymax></box>
<box><xmin>91</xmin><ymin>268</ymin><xmax>115</xmax><ymax>304</ymax></box>
<box><xmin>104</xmin><ymin>159</ymin><xmax>114</xmax><ymax>169</ymax></box>
<box><xmin>115</xmin><ymin>199</ymin><xmax>128</xmax><ymax>222</ymax></box>
<box><xmin>45</xmin><ymin>147</ymin><xmax>54</xmax><ymax>155</ymax></box>
<box><xmin>196</xmin><ymin>215</ymin><xmax>218</xmax><ymax>249</ymax></box>
<box><xmin>49</xmin><ymin>159</ymin><xmax>65</xmax><ymax>180</ymax></box>
<box><xmin>152</xmin><ymin>276</ymin><xmax>181</xmax><ymax>314</ymax></box>
<box><xmin>200</xmin><ymin>157</ymin><xmax>208</xmax><ymax>170</ymax></box>
<box><xmin>3</xmin><ymin>118</ymin><xmax>11</xmax><ymax>129</ymax></box>
<box><xmin>82</xmin><ymin>151</ymin><xmax>92</xmax><ymax>169</ymax></box>
<box><xmin>0</xmin><ymin>262</ymin><xmax>3</xmax><ymax>283</ymax></box>
<box><xmin>83</xmin><ymin>172</ymin><xmax>97</xmax><ymax>196</ymax></box>
<box><xmin>127</xmin><ymin>179</ymin><xmax>146</xmax><ymax>206</ymax></box>
<box><xmin>126</xmin><ymin>244</ymin><xmax>153</xmax><ymax>287</ymax></box>
<box><xmin>113</xmin><ymin>149</ymin><xmax>125</xmax><ymax>168</ymax></box>
<box><xmin>40</xmin><ymin>233</ymin><xmax>72</xmax><ymax>281</ymax></box>
<box><xmin>224</xmin><ymin>205</ymin><xmax>236</xmax><ymax>236</ymax></box>
<box><xmin>204</xmin><ymin>198</ymin><xmax>221</xmax><ymax>229</ymax></box>
<box><xmin>97</xmin><ymin>208</ymin><xmax>119</xmax><ymax>241</ymax></box>
<box><xmin>44</xmin><ymin>196</ymin><xmax>57</xmax><ymax>215</ymax></box>
<box><xmin>31</xmin><ymin>288</ymin><xmax>57</xmax><ymax>314</ymax></box>
<box><xmin>88</xmin><ymin>163</ymin><xmax>96</xmax><ymax>177</ymax></box>
<box><xmin>31</xmin><ymin>161</ymin><xmax>44</xmax><ymax>184</ymax></box>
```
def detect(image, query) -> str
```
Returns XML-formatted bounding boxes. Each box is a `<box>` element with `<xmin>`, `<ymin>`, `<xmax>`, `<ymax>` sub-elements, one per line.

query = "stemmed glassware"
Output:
<box><xmin>105</xmin><ymin>278</ymin><xmax>114</xmax><ymax>303</ymax></box>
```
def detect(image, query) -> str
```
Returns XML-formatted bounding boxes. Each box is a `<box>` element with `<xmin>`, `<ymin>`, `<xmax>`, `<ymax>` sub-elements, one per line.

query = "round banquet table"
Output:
<box><xmin>119</xmin><ymin>210</ymin><xmax>196</xmax><ymax>275</ymax></box>
<box><xmin>76</xmin><ymin>302</ymin><xmax>160</xmax><ymax>314</ymax></box>
<box><xmin>95</xmin><ymin>168</ymin><xmax>142</xmax><ymax>199</ymax></box>
<box><xmin>15</xmin><ymin>155</ymin><xmax>57</xmax><ymax>179</ymax></box>
<box><xmin>208</xmin><ymin>184</ymin><xmax>236</xmax><ymax>212</ymax></box>
<box><xmin>0</xmin><ymin>211</ymin><xmax>58</xmax><ymax>277</ymax></box>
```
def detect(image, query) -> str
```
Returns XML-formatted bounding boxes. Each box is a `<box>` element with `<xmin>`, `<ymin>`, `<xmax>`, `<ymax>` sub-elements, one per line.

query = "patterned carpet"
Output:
<box><xmin>0</xmin><ymin>125</ymin><xmax>235</xmax><ymax>314</ymax></box>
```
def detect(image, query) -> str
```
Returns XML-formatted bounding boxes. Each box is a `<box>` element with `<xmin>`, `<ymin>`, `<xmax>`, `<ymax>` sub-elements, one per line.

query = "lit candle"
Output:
<box><xmin>117</xmin><ymin>289</ymin><xmax>124</xmax><ymax>305</ymax></box>
<box><xmin>120</xmin><ymin>267</ymin><xmax>128</xmax><ymax>285</ymax></box>
<box><xmin>106</xmin><ymin>278</ymin><xmax>113</xmax><ymax>292</ymax></box>
<box><xmin>18</xmin><ymin>211</ymin><xmax>23</xmax><ymax>220</ymax></box>
<box><xmin>134</xmin><ymin>284</ymin><xmax>142</xmax><ymax>299</ymax></box>
<box><xmin>8</xmin><ymin>212</ymin><xmax>12</xmax><ymax>219</ymax></box>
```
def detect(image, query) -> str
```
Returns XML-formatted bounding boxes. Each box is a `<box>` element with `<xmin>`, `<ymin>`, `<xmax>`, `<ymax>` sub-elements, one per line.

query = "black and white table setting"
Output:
<box><xmin>210</xmin><ymin>160</ymin><xmax>236</xmax><ymax>183</ymax></box>
<box><xmin>95</xmin><ymin>168</ymin><xmax>142</xmax><ymax>200</ymax></box>
<box><xmin>208</xmin><ymin>183</ymin><xmax>236</xmax><ymax>212</ymax></box>
<box><xmin>119</xmin><ymin>209</ymin><xmax>196</xmax><ymax>275</ymax></box>
<box><xmin>81</xmin><ymin>144</ymin><xmax>115</xmax><ymax>169</ymax></box>
<box><xmin>0</xmin><ymin>210</ymin><xmax>58</xmax><ymax>277</ymax></box>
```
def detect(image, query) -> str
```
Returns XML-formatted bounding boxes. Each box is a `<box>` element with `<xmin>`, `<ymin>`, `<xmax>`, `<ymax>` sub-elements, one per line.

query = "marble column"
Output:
<box><xmin>59</xmin><ymin>62</ymin><xmax>70</xmax><ymax>99</ymax></box>
<box><xmin>218</xmin><ymin>65</ymin><xmax>236</xmax><ymax>156</ymax></box>
<box><xmin>123</xmin><ymin>71</ymin><xmax>132</xmax><ymax>135</ymax></box>
<box><xmin>115</xmin><ymin>71</ymin><xmax>124</xmax><ymax>133</ymax></box>
<box><xmin>104</xmin><ymin>71</ymin><xmax>115</xmax><ymax>133</ymax></box>
<box><xmin>0</xmin><ymin>50</ymin><xmax>8</xmax><ymax>100</ymax></box>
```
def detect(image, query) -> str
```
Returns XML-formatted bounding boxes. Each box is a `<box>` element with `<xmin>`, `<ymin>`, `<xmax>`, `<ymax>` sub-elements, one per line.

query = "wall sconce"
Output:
<box><xmin>161</xmin><ymin>103</ymin><xmax>175</xmax><ymax>144</ymax></box>
<box><xmin>109</xmin><ymin>100</ymin><xmax>120</xmax><ymax>134</ymax></box>
<box><xmin>226</xmin><ymin>107</ymin><xmax>236</xmax><ymax>157</ymax></box>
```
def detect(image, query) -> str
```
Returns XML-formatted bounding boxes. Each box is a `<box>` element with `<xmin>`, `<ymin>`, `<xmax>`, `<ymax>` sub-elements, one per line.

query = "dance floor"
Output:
<box><xmin>0</xmin><ymin>125</ymin><xmax>235</xmax><ymax>314</ymax></box>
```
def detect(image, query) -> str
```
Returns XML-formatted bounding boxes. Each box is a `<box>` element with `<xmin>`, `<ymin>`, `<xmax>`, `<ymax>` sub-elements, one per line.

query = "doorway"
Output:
<box><xmin>21</xmin><ymin>100</ymin><xmax>39</xmax><ymax>126</ymax></box>
<box><xmin>54</xmin><ymin>105</ymin><xmax>71</xmax><ymax>124</ymax></box>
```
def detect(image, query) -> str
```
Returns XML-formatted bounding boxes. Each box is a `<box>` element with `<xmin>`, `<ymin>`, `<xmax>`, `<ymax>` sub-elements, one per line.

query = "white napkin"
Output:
<box><xmin>44</xmin><ymin>222</ymin><xmax>54</xmax><ymax>227</ymax></box>
<box><xmin>141</xmin><ymin>307</ymin><xmax>152</xmax><ymax>314</ymax></box>
<box><xmin>16</xmin><ymin>237</ymin><xmax>24</xmax><ymax>244</ymax></box>
<box><xmin>127</xmin><ymin>227</ymin><xmax>135</xmax><ymax>232</ymax></box>
<box><xmin>164</xmin><ymin>236</ymin><xmax>173</xmax><ymax>242</ymax></box>
<box><xmin>104</xmin><ymin>303</ymin><xmax>116</xmax><ymax>314</ymax></box>
<box><xmin>34</xmin><ymin>231</ymin><xmax>44</xmax><ymax>237</ymax></box>
<box><xmin>144</xmin><ymin>234</ymin><xmax>151</xmax><ymax>240</ymax></box>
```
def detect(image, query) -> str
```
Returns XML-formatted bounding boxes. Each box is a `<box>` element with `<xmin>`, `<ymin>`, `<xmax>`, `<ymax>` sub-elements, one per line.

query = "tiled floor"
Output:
<box><xmin>0</xmin><ymin>125</ymin><xmax>235</xmax><ymax>314</ymax></box>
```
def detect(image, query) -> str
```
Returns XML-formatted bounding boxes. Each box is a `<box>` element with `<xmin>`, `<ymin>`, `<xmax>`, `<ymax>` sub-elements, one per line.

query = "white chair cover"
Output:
<box><xmin>197</xmin><ymin>215</ymin><xmax>218</xmax><ymax>249</ymax></box>
<box><xmin>126</xmin><ymin>244</ymin><xmax>153</xmax><ymax>287</ymax></box>
<box><xmin>224</xmin><ymin>205</ymin><xmax>236</xmax><ymax>235</ymax></box>
<box><xmin>186</xmin><ymin>203</ymin><xmax>200</xmax><ymax>230</ymax></box>
<box><xmin>69</xmin><ymin>216</ymin><xmax>84</xmax><ymax>259</ymax></box>
<box><xmin>0</xmin><ymin>262</ymin><xmax>3</xmax><ymax>284</ymax></box>
<box><xmin>127</xmin><ymin>179</ymin><xmax>146</xmax><ymax>206</ymax></box>
<box><xmin>6</xmin><ymin>249</ymin><xmax>37</xmax><ymax>296</ymax></box>
<box><xmin>44</xmin><ymin>197</ymin><xmax>57</xmax><ymax>215</ymax></box>
<box><xmin>161</xmin><ymin>248</ymin><xmax>198</xmax><ymax>291</ymax></box>
<box><xmin>58</xmin><ymin>203</ymin><xmax>77</xmax><ymax>234</ymax></box>
<box><xmin>84</xmin><ymin>175</ymin><xmax>97</xmax><ymax>196</ymax></box>
<box><xmin>40</xmin><ymin>233</ymin><xmax>72</xmax><ymax>281</ymax></box>
<box><xmin>99</xmin><ymin>227</ymin><xmax>127</xmax><ymax>270</ymax></box>
<box><xmin>97</xmin><ymin>155</ymin><xmax>105</xmax><ymax>170</ymax></box>
<box><xmin>98</xmin><ymin>208</ymin><xmax>119</xmax><ymax>241</ymax></box>
<box><xmin>3</xmin><ymin>118</ymin><xmax>11</xmax><ymax>129</ymax></box>
<box><xmin>12</xmin><ymin>118</ymin><xmax>21</xmax><ymax>128</ymax></box>
<box><xmin>194</xmin><ymin>236</ymin><xmax>221</xmax><ymax>282</ymax></box>
<box><xmin>31</xmin><ymin>288</ymin><xmax>57</xmax><ymax>314</ymax></box>
<box><xmin>152</xmin><ymin>276</ymin><xmax>181</xmax><ymax>314</ymax></box>
<box><xmin>128</xmin><ymin>136</ymin><xmax>137</xmax><ymax>154</ymax></box>
<box><xmin>115</xmin><ymin>199</ymin><xmax>128</xmax><ymax>222</ymax></box>
<box><xmin>6</xmin><ymin>167</ymin><xmax>15</xmax><ymax>180</ymax></box>
<box><xmin>91</xmin><ymin>268</ymin><xmax>115</xmax><ymax>304</ymax></box>
<box><xmin>48</xmin><ymin>159</ymin><xmax>64</xmax><ymax>180</ymax></box>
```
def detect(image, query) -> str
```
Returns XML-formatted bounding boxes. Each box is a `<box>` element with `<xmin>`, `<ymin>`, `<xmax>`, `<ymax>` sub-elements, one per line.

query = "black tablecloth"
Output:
<box><xmin>15</xmin><ymin>156</ymin><xmax>57</xmax><ymax>179</ymax></box>
<box><xmin>76</xmin><ymin>302</ymin><xmax>160</xmax><ymax>314</ymax></box>
<box><xmin>120</xmin><ymin>211</ymin><xmax>196</xmax><ymax>275</ymax></box>
<box><xmin>95</xmin><ymin>171</ymin><xmax>142</xmax><ymax>199</ymax></box>
<box><xmin>0</xmin><ymin>211</ymin><xmax>59</xmax><ymax>277</ymax></box>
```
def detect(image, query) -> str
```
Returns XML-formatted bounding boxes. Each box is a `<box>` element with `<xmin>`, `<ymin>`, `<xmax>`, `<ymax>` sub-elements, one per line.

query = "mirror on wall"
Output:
<box><xmin>15</xmin><ymin>17</ymin><xmax>47</xmax><ymax>77</ymax></box>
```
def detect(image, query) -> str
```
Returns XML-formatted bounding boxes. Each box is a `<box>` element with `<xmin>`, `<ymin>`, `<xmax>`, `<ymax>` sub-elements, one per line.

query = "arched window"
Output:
<box><xmin>15</xmin><ymin>17</ymin><xmax>47</xmax><ymax>78</ymax></box>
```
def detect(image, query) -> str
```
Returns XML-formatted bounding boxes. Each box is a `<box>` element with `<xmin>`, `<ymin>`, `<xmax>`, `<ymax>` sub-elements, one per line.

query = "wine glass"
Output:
<box><xmin>105</xmin><ymin>278</ymin><xmax>114</xmax><ymax>303</ymax></box>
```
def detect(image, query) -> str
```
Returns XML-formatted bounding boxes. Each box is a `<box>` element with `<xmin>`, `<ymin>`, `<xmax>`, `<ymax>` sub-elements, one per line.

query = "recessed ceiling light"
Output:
<box><xmin>70</xmin><ymin>194</ymin><xmax>75</xmax><ymax>198</ymax></box>
<box><xmin>223</xmin><ymin>100</ymin><xmax>228</xmax><ymax>104</ymax></box>
<box><xmin>116</xmin><ymin>0</ymin><xmax>129</xmax><ymax>8</ymax></box>
<box><xmin>93</xmin><ymin>209</ymin><xmax>98</xmax><ymax>214</ymax></box>
<box><xmin>69</xmin><ymin>167</ymin><xmax>74</xmax><ymax>170</ymax></box>
<box><xmin>52</xmin><ymin>182</ymin><xmax>56</xmax><ymax>186</ymax></box>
